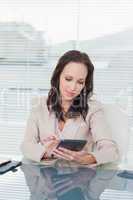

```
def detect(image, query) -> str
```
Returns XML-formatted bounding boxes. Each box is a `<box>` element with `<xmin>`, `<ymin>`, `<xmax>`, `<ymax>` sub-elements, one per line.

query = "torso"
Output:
<box><xmin>58</xmin><ymin>119</ymin><xmax>67</xmax><ymax>132</ymax></box>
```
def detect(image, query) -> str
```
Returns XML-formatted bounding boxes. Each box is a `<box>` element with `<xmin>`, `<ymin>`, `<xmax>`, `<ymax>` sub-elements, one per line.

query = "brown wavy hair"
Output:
<box><xmin>47</xmin><ymin>50</ymin><xmax>94</xmax><ymax>121</ymax></box>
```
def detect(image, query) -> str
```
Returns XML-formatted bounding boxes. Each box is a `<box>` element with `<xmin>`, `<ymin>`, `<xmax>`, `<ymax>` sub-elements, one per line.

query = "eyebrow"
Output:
<box><xmin>65</xmin><ymin>75</ymin><xmax>85</xmax><ymax>81</ymax></box>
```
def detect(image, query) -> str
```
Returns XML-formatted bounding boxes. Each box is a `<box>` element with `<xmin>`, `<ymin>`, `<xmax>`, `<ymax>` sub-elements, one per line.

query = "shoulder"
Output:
<box><xmin>30</xmin><ymin>95</ymin><xmax>49</xmax><ymax>114</ymax></box>
<box><xmin>85</xmin><ymin>98</ymin><xmax>104</xmax><ymax>121</ymax></box>
<box><xmin>87</xmin><ymin>98</ymin><xmax>104</xmax><ymax>115</ymax></box>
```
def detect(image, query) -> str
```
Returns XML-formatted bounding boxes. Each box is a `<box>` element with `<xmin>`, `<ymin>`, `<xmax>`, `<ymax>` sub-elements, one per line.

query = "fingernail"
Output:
<box><xmin>70</xmin><ymin>156</ymin><xmax>73</xmax><ymax>160</ymax></box>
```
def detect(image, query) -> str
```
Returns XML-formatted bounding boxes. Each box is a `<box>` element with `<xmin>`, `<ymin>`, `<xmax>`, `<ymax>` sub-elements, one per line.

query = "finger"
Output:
<box><xmin>52</xmin><ymin>151</ymin><xmax>66</xmax><ymax>160</ymax></box>
<box><xmin>58</xmin><ymin>147</ymin><xmax>75</xmax><ymax>155</ymax></box>
<box><xmin>43</xmin><ymin>135</ymin><xmax>57</xmax><ymax>142</ymax></box>
<box><xmin>52</xmin><ymin>150</ymin><xmax>69</xmax><ymax>160</ymax></box>
<box><xmin>43</xmin><ymin>137</ymin><xmax>51</xmax><ymax>142</ymax></box>
<box><xmin>54</xmin><ymin>180</ymin><xmax>72</xmax><ymax>194</ymax></box>
<box><xmin>56</xmin><ymin>183</ymin><xmax>73</xmax><ymax>197</ymax></box>
<box><xmin>49</xmin><ymin>135</ymin><xmax>58</xmax><ymax>140</ymax></box>
<box><xmin>53</xmin><ymin>177</ymin><xmax>70</xmax><ymax>186</ymax></box>
<box><xmin>58</xmin><ymin>147</ymin><xmax>77</xmax><ymax>158</ymax></box>
<box><xmin>54</xmin><ymin>148</ymin><xmax>74</xmax><ymax>160</ymax></box>
<box><xmin>56</xmin><ymin>148</ymin><xmax>88</xmax><ymax>163</ymax></box>
<box><xmin>77</xmin><ymin>150</ymin><xmax>87</xmax><ymax>155</ymax></box>
<box><xmin>52</xmin><ymin>149</ymin><xmax>74</xmax><ymax>161</ymax></box>
<box><xmin>59</xmin><ymin>148</ymin><xmax>87</xmax><ymax>159</ymax></box>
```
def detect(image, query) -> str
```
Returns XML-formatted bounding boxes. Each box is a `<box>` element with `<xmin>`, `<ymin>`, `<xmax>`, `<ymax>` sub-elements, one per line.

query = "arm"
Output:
<box><xmin>21</xmin><ymin>108</ymin><xmax>46</xmax><ymax>162</ymax></box>
<box><xmin>88</xmin><ymin>103</ymin><xmax>119</xmax><ymax>165</ymax></box>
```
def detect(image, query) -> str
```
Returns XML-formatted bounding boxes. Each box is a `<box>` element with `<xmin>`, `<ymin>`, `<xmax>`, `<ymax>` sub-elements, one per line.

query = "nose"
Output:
<box><xmin>69</xmin><ymin>82</ymin><xmax>77</xmax><ymax>91</ymax></box>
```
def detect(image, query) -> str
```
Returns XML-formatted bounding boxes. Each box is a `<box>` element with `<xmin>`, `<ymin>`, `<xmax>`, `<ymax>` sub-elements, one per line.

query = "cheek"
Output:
<box><xmin>59</xmin><ymin>78</ymin><xmax>66</xmax><ymax>93</ymax></box>
<box><xmin>77</xmin><ymin>84</ymin><xmax>84</xmax><ymax>93</ymax></box>
<box><xmin>75</xmin><ymin>85</ymin><xmax>85</xmax><ymax>97</ymax></box>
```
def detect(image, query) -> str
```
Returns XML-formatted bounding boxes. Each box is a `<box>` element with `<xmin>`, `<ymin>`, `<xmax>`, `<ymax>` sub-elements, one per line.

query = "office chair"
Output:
<box><xmin>103</xmin><ymin>103</ymin><xmax>129</xmax><ymax>163</ymax></box>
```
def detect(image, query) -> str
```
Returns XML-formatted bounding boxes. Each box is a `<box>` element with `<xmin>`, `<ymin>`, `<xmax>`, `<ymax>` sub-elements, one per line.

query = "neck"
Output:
<box><xmin>61</xmin><ymin>100</ymin><xmax>72</xmax><ymax>113</ymax></box>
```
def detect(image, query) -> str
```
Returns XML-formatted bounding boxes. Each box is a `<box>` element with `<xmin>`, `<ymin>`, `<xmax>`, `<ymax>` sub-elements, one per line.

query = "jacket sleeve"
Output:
<box><xmin>87</xmin><ymin>101</ymin><xmax>119</xmax><ymax>165</ymax></box>
<box><xmin>21</xmin><ymin>106</ymin><xmax>46</xmax><ymax>162</ymax></box>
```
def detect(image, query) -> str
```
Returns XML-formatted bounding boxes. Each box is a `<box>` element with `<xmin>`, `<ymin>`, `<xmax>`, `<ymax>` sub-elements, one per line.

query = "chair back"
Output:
<box><xmin>103</xmin><ymin>104</ymin><xmax>129</xmax><ymax>161</ymax></box>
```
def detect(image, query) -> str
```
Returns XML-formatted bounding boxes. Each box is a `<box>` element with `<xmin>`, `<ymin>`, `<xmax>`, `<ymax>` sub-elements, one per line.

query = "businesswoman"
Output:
<box><xmin>21</xmin><ymin>50</ymin><xmax>119</xmax><ymax>165</ymax></box>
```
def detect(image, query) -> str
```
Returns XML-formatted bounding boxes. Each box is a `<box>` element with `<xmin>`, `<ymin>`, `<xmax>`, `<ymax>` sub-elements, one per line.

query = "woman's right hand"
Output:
<box><xmin>41</xmin><ymin>136</ymin><xmax>59</xmax><ymax>158</ymax></box>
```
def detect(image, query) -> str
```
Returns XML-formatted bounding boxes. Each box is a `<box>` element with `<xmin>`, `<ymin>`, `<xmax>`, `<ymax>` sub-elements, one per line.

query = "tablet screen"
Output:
<box><xmin>57</xmin><ymin>139</ymin><xmax>87</xmax><ymax>151</ymax></box>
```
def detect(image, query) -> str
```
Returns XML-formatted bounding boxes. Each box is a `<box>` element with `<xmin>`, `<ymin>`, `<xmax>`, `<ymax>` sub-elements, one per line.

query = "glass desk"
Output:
<box><xmin>0</xmin><ymin>160</ymin><xmax>133</xmax><ymax>200</ymax></box>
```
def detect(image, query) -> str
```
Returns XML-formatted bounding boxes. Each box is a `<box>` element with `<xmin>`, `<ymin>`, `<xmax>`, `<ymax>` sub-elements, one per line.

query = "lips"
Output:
<box><xmin>65</xmin><ymin>90</ymin><xmax>75</xmax><ymax>97</ymax></box>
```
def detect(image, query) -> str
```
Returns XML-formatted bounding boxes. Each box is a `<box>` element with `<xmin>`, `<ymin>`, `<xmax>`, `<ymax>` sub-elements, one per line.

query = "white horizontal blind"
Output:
<box><xmin>0</xmin><ymin>0</ymin><xmax>79</xmax><ymax>156</ymax></box>
<box><xmin>0</xmin><ymin>1</ymin><xmax>132</xmax><ymax>166</ymax></box>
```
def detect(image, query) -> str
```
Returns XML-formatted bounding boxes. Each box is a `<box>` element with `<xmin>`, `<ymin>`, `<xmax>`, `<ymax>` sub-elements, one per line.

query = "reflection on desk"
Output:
<box><xmin>0</xmin><ymin>160</ymin><xmax>133</xmax><ymax>200</ymax></box>
<box><xmin>21</xmin><ymin>160</ymin><xmax>133</xmax><ymax>200</ymax></box>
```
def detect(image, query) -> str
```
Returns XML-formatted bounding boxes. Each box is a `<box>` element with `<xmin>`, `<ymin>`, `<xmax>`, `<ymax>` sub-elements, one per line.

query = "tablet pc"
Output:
<box><xmin>56</xmin><ymin>139</ymin><xmax>87</xmax><ymax>151</ymax></box>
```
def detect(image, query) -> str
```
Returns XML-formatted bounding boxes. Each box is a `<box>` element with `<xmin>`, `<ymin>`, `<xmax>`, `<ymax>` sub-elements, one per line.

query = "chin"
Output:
<box><xmin>62</xmin><ymin>95</ymin><xmax>74</xmax><ymax>101</ymax></box>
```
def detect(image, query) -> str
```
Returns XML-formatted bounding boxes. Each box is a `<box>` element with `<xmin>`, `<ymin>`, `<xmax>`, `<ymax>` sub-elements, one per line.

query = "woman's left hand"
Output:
<box><xmin>52</xmin><ymin>147</ymin><xmax>97</xmax><ymax>165</ymax></box>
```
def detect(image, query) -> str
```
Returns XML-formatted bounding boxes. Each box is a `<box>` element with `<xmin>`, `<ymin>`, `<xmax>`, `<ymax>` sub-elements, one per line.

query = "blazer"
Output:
<box><xmin>21</xmin><ymin>96</ymin><xmax>119</xmax><ymax>165</ymax></box>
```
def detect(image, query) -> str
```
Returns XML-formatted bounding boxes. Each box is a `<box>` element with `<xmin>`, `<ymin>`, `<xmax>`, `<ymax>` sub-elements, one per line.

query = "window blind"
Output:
<box><xmin>0</xmin><ymin>1</ymin><xmax>132</xmax><ymax>166</ymax></box>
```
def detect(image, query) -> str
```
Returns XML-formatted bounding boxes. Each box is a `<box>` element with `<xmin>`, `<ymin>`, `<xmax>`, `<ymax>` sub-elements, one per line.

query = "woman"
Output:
<box><xmin>21</xmin><ymin>50</ymin><xmax>119</xmax><ymax>165</ymax></box>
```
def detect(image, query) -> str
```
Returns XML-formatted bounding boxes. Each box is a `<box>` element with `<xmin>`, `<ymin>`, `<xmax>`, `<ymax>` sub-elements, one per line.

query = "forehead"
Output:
<box><xmin>61</xmin><ymin>62</ymin><xmax>88</xmax><ymax>79</ymax></box>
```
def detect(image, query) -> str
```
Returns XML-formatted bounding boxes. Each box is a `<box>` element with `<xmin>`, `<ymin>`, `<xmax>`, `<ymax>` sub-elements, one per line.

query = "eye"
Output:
<box><xmin>65</xmin><ymin>77</ymin><xmax>72</xmax><ymax>81</ymax></box>
<box><xmin>78</xmin><ymin>81</ymin><xmax>84</xmax><ymax>85</ymax></box>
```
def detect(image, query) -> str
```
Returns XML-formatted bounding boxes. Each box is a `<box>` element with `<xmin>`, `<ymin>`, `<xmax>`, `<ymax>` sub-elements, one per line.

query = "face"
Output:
<box><xmin>59</xmin><ymin>62</ymin><xmax>88</xmax><ymax>103</ymax></box>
